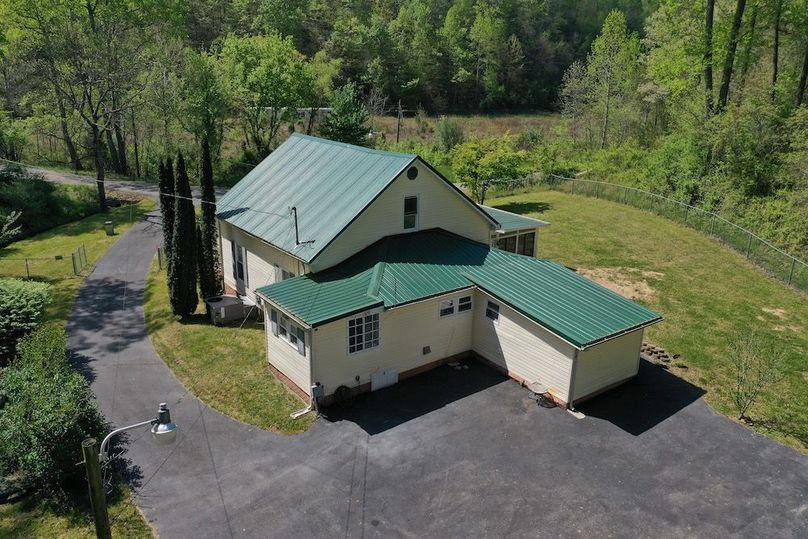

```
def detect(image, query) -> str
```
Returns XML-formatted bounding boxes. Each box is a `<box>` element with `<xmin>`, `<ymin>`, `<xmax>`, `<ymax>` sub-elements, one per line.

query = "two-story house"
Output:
<box><xmin>216</xmin><ymin>134</ymin><xmax>661</xmax><ymax>409</ymax></box>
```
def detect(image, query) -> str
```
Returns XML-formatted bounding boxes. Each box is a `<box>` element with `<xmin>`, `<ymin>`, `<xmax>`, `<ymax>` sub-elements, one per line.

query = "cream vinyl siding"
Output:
<box><xmin>266</xmin><ymin>322</ymin><xmax>311</xmax><ymax>395</ymax></box>
<box><xmin>573</xmin><ymin>329</ymin><xmax>643</xmax><ymax>401</ymax></box>
<box><xmin>310</xmin><ymin>160</ymin><xmax>493</xmax><ymax>271</ymax></box>
<box><xmin>311</xmin><ymin>292</ymin><xmax>475</xmax><ymax>396</ymax></box>
<box><xmin>471</xmin><ymin>290</ymin><xmax>575</xmax><ymax>402</ymax></box>
<box><xmin>218</xmin><ymin>220</ymin><xmax>309</xmax><ymax>300</ymax></box>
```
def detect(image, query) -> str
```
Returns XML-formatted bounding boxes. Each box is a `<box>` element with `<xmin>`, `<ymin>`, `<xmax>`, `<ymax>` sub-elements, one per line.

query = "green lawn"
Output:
<box><xmin>0</xmin><ymin>488</ymin><xmax>152</xmax><ymax>538</ymax></box>
<box><xmin>0</xmin><ymin>200</ymin><xmax>154</xmax><ymax>323</ymax></box>
<box><xmin>144</xmin><ymin>262</ymin><xmax>315</xmax><ymax>434</ymax></box>
<box><xmin>487</xmin><ymin>190</ymin><xmax>808</xmax><ymax>452</ymax></box>
<box><xmin>0</xmin><ymin>200</ymin><xmax>156</xmax><ymax>537</ymax></box>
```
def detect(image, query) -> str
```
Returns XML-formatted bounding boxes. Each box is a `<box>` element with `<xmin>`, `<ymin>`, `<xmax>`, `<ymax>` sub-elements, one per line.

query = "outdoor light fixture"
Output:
<box><xmin>82</xmin><ymin>403</ymin><xmax>178</xmax><ymax>539</ymax></box>
<box><xmin>99</xmin><ymin>402</ymin><xmax>178</xmax><ymax>461</ymax></box>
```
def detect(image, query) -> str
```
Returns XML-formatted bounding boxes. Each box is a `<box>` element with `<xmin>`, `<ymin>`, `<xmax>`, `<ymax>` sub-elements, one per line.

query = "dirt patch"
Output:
<box><xmin>761</xmin><ymin>307</ymin><xmax>788</xmax><ymax>319</ymax></box>
<box><xmin>577</xmin><ymin>267</ymin><xmax>661</xmax><ymax>301</ymax></box>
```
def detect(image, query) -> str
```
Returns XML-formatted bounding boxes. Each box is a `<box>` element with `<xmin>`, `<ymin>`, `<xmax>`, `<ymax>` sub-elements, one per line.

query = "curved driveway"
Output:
<box><xmin>68</xmin><ymin>219</ymin><xmax>808</xmax><ymax>538</ymax></box>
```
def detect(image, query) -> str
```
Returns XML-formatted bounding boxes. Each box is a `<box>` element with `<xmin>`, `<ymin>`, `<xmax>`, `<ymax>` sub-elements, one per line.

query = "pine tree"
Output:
<box><xmin>197</xmin><ymin>137</ymin><xmax>222</xmax><ymax>299</ymax></box>
<box><xmin>158</xmin><ymin>158</ymin><xmax>175</xmax><ymax>273</ymax></box>
<box><xmin>168</xmin><ymin>152</ymin><xmax>198</xmax><ymax>317</ymax></box>
<box><xmin>318</xmin><ymin>82</ymin><xmax>369</xmax><ymax>146</ymax></box>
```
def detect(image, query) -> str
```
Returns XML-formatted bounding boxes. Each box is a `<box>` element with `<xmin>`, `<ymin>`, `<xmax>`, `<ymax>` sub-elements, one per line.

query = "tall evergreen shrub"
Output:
<box><xmin>168</xmin><ymin>152</ymin><xmax>198</xmax><ymax>317</ymax></box>
<box><xmin>197</xmin><ymin>138</ymin><xmax>222</xmax><ymax>299</ymax></box>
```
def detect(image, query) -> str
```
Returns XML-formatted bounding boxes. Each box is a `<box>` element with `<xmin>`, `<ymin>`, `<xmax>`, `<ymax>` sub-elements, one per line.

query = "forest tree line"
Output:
<box><xmin>0</xmin><ymin>0</ymin><xmax>807</xmax><ymax>255</ymax></box>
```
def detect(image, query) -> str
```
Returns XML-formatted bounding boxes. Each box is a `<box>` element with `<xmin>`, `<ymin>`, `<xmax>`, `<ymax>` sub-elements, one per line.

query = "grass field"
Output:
<box><xmin>144</xmin><ymin>262</ymin><xmax>315</xmax><ymax>434</ymax></box>
<box><xmin>0</xmin><ymin>488</ymin><xmax>152</xmax><ymax>538</ymax></box>
<box><xmin>487</xmin><ymin>190</ymin><xmax>807</xmax><ymax>452</ymax></box>
<box><xmin>0</xmin><ymin>200</ymin><xmax>154</xmax><ymax>323</ymax></box>
<box><xmin>0</xmin><ymin>200</ymin><xmax>156</xmax><ymax>537</ymax></box>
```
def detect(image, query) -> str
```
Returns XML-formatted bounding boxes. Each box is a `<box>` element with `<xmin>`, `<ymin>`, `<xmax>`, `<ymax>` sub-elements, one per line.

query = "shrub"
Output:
<box><xmin>434</xmin><ymin>117</ymin><xmax>465</xmax><ymax>152</ymax></box>
<box><xmin>0</xmin><ymin>326</ymin><xmax>107</xmax><ymax>502</ymax></box>
<box><xmin>729</xmin><ymin>331</ymin><xmax>786</xmax><ymax>422</ymax></box>
<box><xmin>0</xmin><ymin>278</ymin><xmax>50</xmax><ymax>365</ymax></box>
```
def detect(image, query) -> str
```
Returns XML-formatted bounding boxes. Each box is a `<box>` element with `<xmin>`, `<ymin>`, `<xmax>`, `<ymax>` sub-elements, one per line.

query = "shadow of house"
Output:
<box><xmin>578</xmin><ymin>359</ymin><xmax>705</xmax><ymax>436</ymax></box>
<box><xmin>323</xmin><ymin>359</ymin><xmax>507</xmax><ymax>436</ymax></box>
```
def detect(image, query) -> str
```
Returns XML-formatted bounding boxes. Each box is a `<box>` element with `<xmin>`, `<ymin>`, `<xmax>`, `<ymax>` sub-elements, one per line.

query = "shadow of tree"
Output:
<box><xmin>489</xmin><ymin>201</ymin><xmax>552</xmax><ymax>215</ymax></box>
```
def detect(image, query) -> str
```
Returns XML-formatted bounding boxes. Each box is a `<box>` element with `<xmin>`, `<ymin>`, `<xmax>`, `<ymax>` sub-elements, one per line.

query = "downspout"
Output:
<box><xmin>291</xmin><ymin>325</ymin><xmax>317</xmax><ymax>419</ymax></box>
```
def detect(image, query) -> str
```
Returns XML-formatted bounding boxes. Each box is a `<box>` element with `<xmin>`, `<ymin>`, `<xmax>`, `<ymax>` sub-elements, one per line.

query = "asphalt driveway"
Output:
<box><xmin>68</xmin><ymin>220</ymin><xmax>808</xmax><ymax>538</ymax></box>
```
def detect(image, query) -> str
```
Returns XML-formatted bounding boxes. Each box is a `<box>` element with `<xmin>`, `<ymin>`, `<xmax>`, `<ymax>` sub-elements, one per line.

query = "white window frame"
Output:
<box><xmin>403</xmin><ymin>195</ymin><xmax>419</xmax><ymax>230</ymax></box>
<box><xmin>439</xmin><ymin>299</ymin><xmax>455</xmax><ymax>317</ymax></box>
<box><xmin>347</xmin><ymin>312</ymin><xmax>380</xmax><ymax>355</ymax></box>
<box><xmin>271</xmin><ymin>308</ymin><xmax>306</xmax><ymax>356</ymax></box>
<box><xmin>485</xmin><ymin>301</ymin><xmax>500</xmax><ymax>322</ymax></box>
<box><xmin>458</xmin><ymin>295</ymin><xmax>473</xmax><ymax>313</ymax></box>
<box><xmin>232</xmin><ymin>242</ymin><xmax>249</xmax><ymax>286</ymax></box>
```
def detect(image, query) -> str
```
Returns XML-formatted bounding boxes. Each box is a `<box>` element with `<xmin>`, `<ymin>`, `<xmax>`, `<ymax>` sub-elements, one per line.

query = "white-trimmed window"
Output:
<box><xmin>232</xmin><ymin>242</ymin><xmax>248</xmax><ymax>286</ymax></box>
<box><xmin>485</xmin><ymin>301</ymin><xmax>499</xmax><ymax>321</ymax></box>
<box><xmin>348</xmin><ymin>313</ymin><xmax>380</xmax><ymax>354</ymax></box>
<box><xmin>439</xmin><ymin>299</ymin><xmax>455</xmax><ymax>317</ymax></box>
<box><xmin>403</xmin><ymin>196</ymin><xmax>419</xmax><ymax>229</ymax></box>
<box><xmin>458</xmin><ymin>295</ymin><xmax>473</xmax><ymax>312</ymax></box>
<box><xmin>270</xmin><ymin>309</ymin><xmax>306</xmax><ymax>355</ymax></box>
<box><xmin>496</xmin><ymin>231</ymin><xmax>536</xmax><ymax>257</ymax></box>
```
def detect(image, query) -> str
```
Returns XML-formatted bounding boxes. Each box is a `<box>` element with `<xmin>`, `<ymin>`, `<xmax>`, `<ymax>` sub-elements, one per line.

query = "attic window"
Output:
<box><xmin>403</xmin><ymin>196</ymin><xmax>419</xmax><ymax>229</ymax></box>
<box><xmin>407</xmin><ymin>166</ymin><xmax>418</xmax><ymax>180</ymax></box>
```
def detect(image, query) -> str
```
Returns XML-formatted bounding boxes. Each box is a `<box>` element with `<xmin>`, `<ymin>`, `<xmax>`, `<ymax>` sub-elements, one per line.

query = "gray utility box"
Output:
<box><xmin>205</xmin><ymin>295</ymin><xmax>247</xmax><ymax>325</ymax></box>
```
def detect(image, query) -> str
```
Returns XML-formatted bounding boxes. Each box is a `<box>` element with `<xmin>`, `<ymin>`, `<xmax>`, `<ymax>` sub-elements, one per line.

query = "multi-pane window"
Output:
<box><xmin>440</xmin><ymin>296</ymin><xmax>472</xmax><ymax>317</ymax></box>
<box><xmin>497</xmin><ymin>232</ymin><xmax>536</xmax><ymax>257</ymax></box>
<box><xmin>270</xmin><ymin>309</ymin><xmax>306</xmax><ymax>355</ymax></box>
<box><xmin>439</xmin><ymin>299</ymin><xmax>455</xmax><ymax>317</ymax></box>
<box><xmin>485</xmin><ymin>301</ymin><xmax>500</xmax><ymax>321</ymax></box>
<box><xmin>232</xmin><ymin>242</ymin><xmax>248</xmax><ymax>284</ymax></box>
<box><xmin>404</xmin><ymin>196</ymin><xmax>418</xmax><ymax>229</ymax></box>
<box><xmin>520</xmin><ymin>232</ymin><xmax>535</xmax><ymax>257</ymax></box>
<box><xmin>458</xmin><ymin>295</ymin><xmax>473</xmax><ymax>312</ymax></box>
<box><xmin>348</xmin><ymin>313</ymin><xmax>380</xmax><ymax>354</ymax></box>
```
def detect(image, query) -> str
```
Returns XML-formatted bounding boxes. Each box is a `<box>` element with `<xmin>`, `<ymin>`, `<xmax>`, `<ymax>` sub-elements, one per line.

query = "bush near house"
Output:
<box><xmin>0</xmin><ymin>278</ymin><xmax>50</xmax><ymax>365</ymax></box>
<box><xmin>0</xmin><ymin>326</ymin><xmax>107</xmax><ymax>503</ymax></box>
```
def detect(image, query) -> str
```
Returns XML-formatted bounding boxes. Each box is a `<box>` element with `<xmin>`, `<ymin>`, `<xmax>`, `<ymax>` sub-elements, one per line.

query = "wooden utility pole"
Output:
<box><xmin>82</xmin><ymin>438</ymin><xmax>111</xmax><ymax>539</ymax></box>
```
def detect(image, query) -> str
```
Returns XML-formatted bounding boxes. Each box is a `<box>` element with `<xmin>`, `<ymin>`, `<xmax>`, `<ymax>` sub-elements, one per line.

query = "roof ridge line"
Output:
<box><xmin>289</xmin><ymin>133</ymin><xmax>417</xmax><ymax>159</ymax></box>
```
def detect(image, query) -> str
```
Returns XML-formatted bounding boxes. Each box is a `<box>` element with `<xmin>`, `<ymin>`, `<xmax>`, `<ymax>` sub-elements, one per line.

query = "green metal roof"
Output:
<box><xmin>216</xmin><ymin>134</ymin><xmax>417</xmax><ymax>263</ymax></box>
<box><xmin>217</xmin><ymin>134</ymin><xmax>497</xmax><ymax>264</ymax></box>
<box><xmin>257</xmin><ymin>229</ymin><xmax>661</xmax><ymax>349</ymax></box>
<box><xmin>482</xmin><ymin>205</ymin><xmax>550</xmax><ymax>231</ymax></box>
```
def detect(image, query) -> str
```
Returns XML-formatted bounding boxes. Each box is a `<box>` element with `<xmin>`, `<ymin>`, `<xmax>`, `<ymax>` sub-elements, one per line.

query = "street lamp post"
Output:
<box><xmin>82</xmin><ymin>403</ymin><xmax>178</xmax><ymax>539</ymax></box>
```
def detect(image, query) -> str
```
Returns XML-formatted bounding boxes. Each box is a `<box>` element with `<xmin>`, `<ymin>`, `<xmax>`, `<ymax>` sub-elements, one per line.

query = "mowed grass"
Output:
<box><xmin>0</xmin><ymin>200</ymin><xmax>156</xmax><ymax>537</ymax></box>
<box><xmin>487</xmin><ymin>191</ymin><xmax>808</xmax><ymax>452</ymax></box>
<box><xmin>0</xmin><ymin>199</ymin><xmax>155</xmax><ymax>323</ymax></box>
<box><xmin>144</xmin><ymin>262</ymin><xmax>315</xmax><ymax>434</ymax></box>
<box><xmin>0</xmin><ymin>489</ymin><xmax>152</xmax><ymax>538</ymax></box>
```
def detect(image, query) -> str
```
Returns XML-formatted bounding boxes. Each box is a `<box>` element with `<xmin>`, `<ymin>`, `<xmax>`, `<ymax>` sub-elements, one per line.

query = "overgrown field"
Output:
<box><xmin>144</xmin><ymin>262</ymin><xmax>315</xmax><ymax>435</ymax></box>
<box><xmin>486</xmin><ymin>190</ymin><xmax>807</xmax><ymax>453</ymax></box>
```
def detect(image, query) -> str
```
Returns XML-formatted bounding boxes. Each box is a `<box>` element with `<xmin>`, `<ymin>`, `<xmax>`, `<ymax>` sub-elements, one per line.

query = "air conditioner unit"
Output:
<box><xmin>205</xmin><ymin>295</ymin><xmax>246</xmax><ymax>325</ymax></box>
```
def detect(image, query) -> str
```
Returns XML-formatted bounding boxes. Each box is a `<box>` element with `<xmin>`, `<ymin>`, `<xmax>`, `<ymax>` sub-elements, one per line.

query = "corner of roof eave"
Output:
<box><xmin>577</xmin><ymin>316</ymin><xmax>664</xmax><ymax>351</ymax></box>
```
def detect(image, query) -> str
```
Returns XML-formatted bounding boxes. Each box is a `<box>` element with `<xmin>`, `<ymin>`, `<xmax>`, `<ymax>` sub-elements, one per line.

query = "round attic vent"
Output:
<box><xmin>407</xmin><ymin>166</ymin><xmax>418</xmax><ymax>180</ymax></box>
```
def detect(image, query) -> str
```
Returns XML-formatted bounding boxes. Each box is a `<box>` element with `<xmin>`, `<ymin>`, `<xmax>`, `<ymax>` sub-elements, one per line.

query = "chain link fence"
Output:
<box><xmin>529</xmin><ymin>174</ymin><xmax>807</xmax><ymax>292</ymax></box>
<box><xmin>0</xmin><ymin>244</ymin><xmax>89</xmax><ymax>280</ymax></box>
